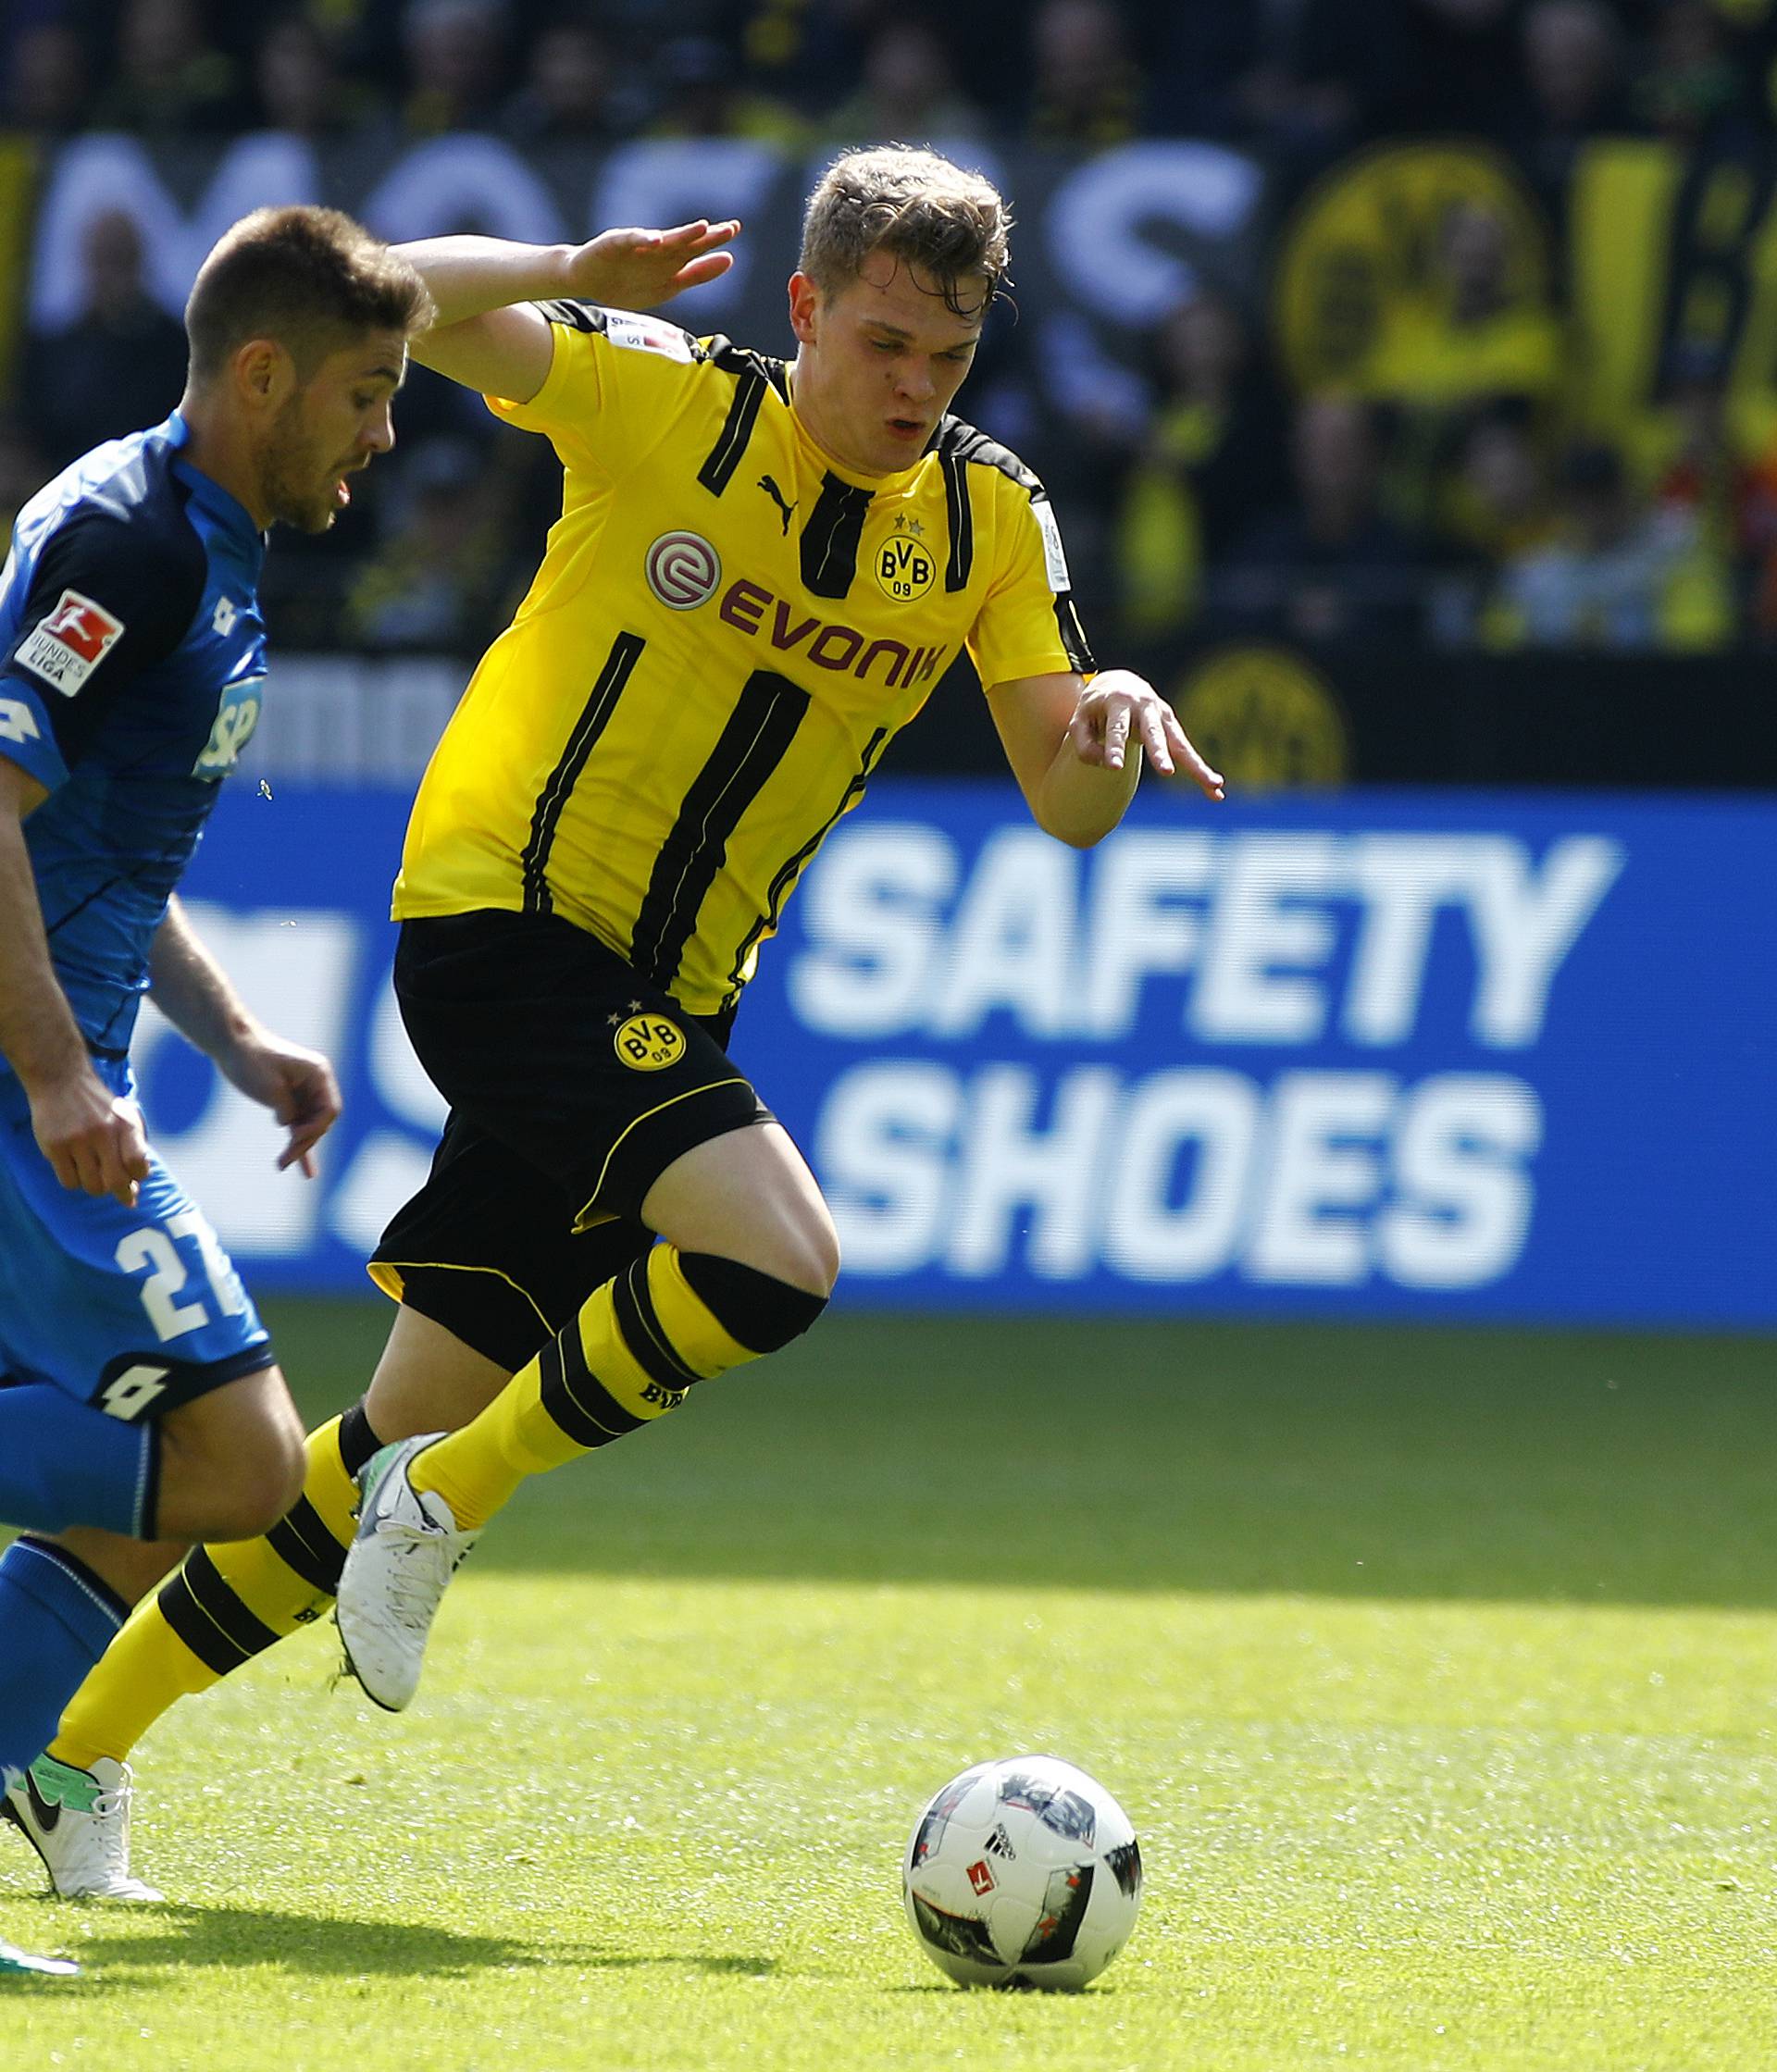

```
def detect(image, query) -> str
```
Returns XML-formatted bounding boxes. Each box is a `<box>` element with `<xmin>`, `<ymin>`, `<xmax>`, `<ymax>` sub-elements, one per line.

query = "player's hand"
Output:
<box><xmin>218</xmin><ymin>1034</ymin><xmax>342</xmax><ymax>1177</ymax></box>
<box><xmin>31</xmin><ymin>1071</ymin><xmax>151</xmax><ymax>1207</ymax></box>
<box><xmin>562</xmin><ymin>220</ymin><xmax>740</xmax><ymax>311</ymax></box>
<box><xmin>1067</xmin><ymin>669</ymin><xmax>1225</xmax><ymax>800</ymax></box>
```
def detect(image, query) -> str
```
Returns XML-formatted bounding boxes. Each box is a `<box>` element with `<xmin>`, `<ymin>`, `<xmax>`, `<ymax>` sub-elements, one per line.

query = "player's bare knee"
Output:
<box><xmin>735</xmin><ymin>1197</ymin><xmax>839</xmax><ymax>1298</ymax></box>
<box><xmin>786</xmin><ymin>1203</ymin><xmax>841</xmax><ymax>1300</ymax></box>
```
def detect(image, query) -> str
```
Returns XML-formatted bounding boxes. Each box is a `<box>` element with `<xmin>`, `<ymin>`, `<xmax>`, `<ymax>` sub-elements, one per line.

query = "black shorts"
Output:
<box><xmin>369</xmin><ymin>909</ymin><xmax>771</xmax><ymax>1371</ymax></box>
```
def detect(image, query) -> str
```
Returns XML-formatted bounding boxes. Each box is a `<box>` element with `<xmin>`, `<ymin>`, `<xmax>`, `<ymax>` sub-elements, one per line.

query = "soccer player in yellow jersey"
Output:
<box><xmin>7</xmin><ymin>148</ymin><xmax>1223</xmax><ymax>1893</ymax></box>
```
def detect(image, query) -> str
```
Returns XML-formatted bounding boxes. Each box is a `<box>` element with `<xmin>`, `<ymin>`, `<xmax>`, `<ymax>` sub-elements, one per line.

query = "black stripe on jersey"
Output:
<box><xmin>697</xmin><ymin>342</ymin><xmax>789</xmax><ymax>494</ymax></box>
<box><xmin>266</xmin><ymin>1495</ymin><xmax>348</xmax><ymax>1596</ymax></box>
<box><xmin>800</xmin><ymin>473</ymin><xmax>874</xmax><ymax>598</ymax></box>
<box><xmin>629</xmin><ymin>667</ymin><xmax>811</xmax><ymax>991</ymax></box>
<box><xmin>1053</xmin><ymin>589</ymin><xmax>1095</xmax><ymax>672</ymax></box>
<box><xmin>700</xmin><ymin>365</ymin><xmax>768</xmax><ymax>494</ymax></box>
<box><xmin>941</xmin><ymin>451</ymin><xmax>974</xmax><ymax>590</ymax></box>
<box><xmin>533</xmin><ymin>300</ymin><xmax>608</xmax><ymax>333</ymax></box>
<box><xmin>723</xmin><ymin>726</ymin><xmax>891</xmax><ymax>1002</ymax></box>
<box><xmin>520</xmin><ymin>631</ymin><xmax>646</xmax><ymax>915</ymax></box>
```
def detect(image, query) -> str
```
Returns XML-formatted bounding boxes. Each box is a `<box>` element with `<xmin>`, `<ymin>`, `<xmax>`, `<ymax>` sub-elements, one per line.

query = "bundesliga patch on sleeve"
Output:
<box><xmin>1033</xmin><ymin>499</ymin><xmax>1072</xmax><ymax>596</ymax></box>
<box><xmin>602</xmin><ymin>310</ymin><xmax>695</xmax><ymax>361</ymax></box>
<box><xmin>15</xmin><ymin>589</ymin><xmax>125</xmax><ymax>695</ymax></box>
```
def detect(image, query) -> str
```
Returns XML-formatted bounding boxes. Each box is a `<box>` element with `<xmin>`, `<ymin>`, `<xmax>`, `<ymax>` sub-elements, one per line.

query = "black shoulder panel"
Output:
<box><xmin>533</xmin><ymin>299</ymin><xmax>609</xmax><ymax>333</ymax></box>
<box><xmin>926</xmin><ymin>414</ymin><xmax>1045</xmax><ymax>495</ymax></box>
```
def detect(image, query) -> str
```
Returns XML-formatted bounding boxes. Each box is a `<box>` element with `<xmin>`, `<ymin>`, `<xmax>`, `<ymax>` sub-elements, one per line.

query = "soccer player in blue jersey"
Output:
<box><xmin>0</xmin><ymin>204</ymin><xmax>430</xmax><ymax>1975</ymax></box>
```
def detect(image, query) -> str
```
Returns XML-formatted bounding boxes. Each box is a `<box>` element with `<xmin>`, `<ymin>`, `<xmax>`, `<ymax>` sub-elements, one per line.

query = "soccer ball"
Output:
<box><xmin>901</xmin><ymin>1755</ymin><xmax>1143</xmax><ymax>1990</ymax></box>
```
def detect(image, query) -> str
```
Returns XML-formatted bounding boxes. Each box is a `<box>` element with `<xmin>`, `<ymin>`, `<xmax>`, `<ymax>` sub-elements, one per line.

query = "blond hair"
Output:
<box><xmin>800</xmin><ymin>146</ymin><xmax>1011</xmax><ymax>316</ymax></box>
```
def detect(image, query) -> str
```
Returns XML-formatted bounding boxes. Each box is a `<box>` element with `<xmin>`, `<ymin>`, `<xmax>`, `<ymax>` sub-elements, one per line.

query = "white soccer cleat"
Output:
<box><xmin>2</xmin><ymin>1755</ymin><xmax>163</xmax><ymax>1902</ymax></box>
<box><xmin>0</xmin><ymin>1936</ymin><xmax>79</xmax><ymax>1978</ymax></box>
<box><xmin>335</xmin><ymin>1435</ymin><xmax>478</xmax><ymax>1713</ymax></box>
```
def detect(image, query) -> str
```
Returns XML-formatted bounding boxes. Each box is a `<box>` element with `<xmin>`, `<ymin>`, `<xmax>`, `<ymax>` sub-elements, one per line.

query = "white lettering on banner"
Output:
<box><xmin>323</xmin><ymin>968</ymin><xmax>454</xmax><ymax>1255</ymax></box>
<box><xmin>1193</xmin><ymin>834</ymin><xmax>1343</xmax><ymax>1044</ymax></box>
<box><xmin>1046</xmin><ymin>143</ymin><xmax>1263</xmax><ymax>328</ymax></box>
<box><xmin>132</xmin><ymin>906</ymin><xmax>356</xmax><ymax>1253</ymax></box>
<box><xmin>947</xmin><ymin>1066</ymin><xmax>1119</xmax><ymax>1279</ymax></box>
<box><xmin>788</xmin><ymin>825</ymin><xmax>956</xmax><ymax>1037</ymax></box>
<box><xmin>367</xmin><ymin>974</ymin><xmax>449</xmax><ymax>1134</ymax></box>
<box><xmin>1102</xmin><ymin>1072</ymin><xmax>1257</xmax><ymax>1281</ymax></box>
<box><xmin>1462</xmin><ymin>837</ymin><xmax>1623</xmax><ymax>1045</ymax></box>
<box><xmin>1247</xmin><ymin>1072</ymin><xmax>1396</xmax><ymax>1285</ymax></box>
<box><xmin>593</xmin><ymin>141</ymin><xmax>781</xmax><ymax>323</ymax></box>
<box><xmin>929</xmin><ymin>830</ymin><xmax>1077</xmax><ymax>1037</ymax></box>
<box><xmin>1379</xmin><ymin>1074</ymin><xmax>1541</xmax><ymax>1286</ymax></box>
<box><xmin>361</xmin><ymin>135</ymin><xmax>565</xmax><ymax>246</ymax></box>
<box><xmin>1078</xmin><ymin>831</ymin><xmax>1212</xmax><ymax>1037</ymax></box>
<box><xmin>31</xmin><ymin>134</ymin><xmax>320</xmax><ymax>327</ymax></box>
<box><xmin>815</xmin><ymin>1061</ymin><xmax>1545</xmax><ymax>1291</ymax></box>
<box><xmin>1342</xmin><ymin>837</ymin><xmax>1478</xmax><ymax>1044</ymax></box>
<box><xmin>815</xmin><ymin>1063</ymin><xmax>963</xmax><ymax>1275</ymax></box>
<box><xmin>791</xmin><ymin>825</ymin><xmax>1623</xmax><ymax>1048</ymax></box>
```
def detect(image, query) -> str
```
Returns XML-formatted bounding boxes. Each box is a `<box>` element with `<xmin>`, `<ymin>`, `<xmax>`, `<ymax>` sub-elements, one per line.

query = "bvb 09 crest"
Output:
<box><xmin>876</xmin><ymin>515</ymin><xmax>936</xmax><ymax>602</ymax></box>
<box><xmin>613</xmin><ymin>1011</ymin><xmax>687</xmax><ymax>1071</ymax></box>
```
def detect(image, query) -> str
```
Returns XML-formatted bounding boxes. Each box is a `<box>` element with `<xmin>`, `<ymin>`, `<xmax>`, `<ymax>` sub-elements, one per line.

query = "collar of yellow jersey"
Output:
<box><xmin>784</xmin><ymin>373</ymin><xmax>928</xmax><ymax>495</ymax></box>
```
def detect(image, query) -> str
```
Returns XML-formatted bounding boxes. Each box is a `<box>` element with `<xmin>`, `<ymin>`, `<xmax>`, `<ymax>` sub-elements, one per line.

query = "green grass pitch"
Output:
<box><xmin>3</xmin><ymin>1302</ymin><xmax>1774</xmax><ymax>2070</ymax></box>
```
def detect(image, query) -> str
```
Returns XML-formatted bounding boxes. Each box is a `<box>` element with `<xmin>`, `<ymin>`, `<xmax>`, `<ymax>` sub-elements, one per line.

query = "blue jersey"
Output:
<box><xmin>0</xmin><ymin>410</ymin><xmax>267</xmax><ymax>1073</ymax></box>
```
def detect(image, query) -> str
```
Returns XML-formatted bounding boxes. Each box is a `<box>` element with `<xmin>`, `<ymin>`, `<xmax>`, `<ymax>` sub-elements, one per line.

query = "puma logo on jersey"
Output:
<box><xmin>15</xmin><ymin>589</ymin><xmax>124</xmax><ymax>695</ymax></box>
<box><xmin>757</xmin><ymin>475</ymin><xmax>797</xmax><ymax>534</ymax></box>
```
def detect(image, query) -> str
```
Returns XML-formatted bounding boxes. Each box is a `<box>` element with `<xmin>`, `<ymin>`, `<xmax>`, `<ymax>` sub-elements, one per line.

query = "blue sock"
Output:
<box><xmin>0</xmin><ymin>1381</ymin><xmax>157</xmax><ymax>1535</ymax></box>
<box><xmin>0</xmin><ymin>1538</ymin><xmax>128</xmax><ymax>1779</ymax></box>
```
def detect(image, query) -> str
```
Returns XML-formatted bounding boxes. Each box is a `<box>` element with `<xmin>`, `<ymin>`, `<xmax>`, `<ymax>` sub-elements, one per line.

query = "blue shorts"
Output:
<box><xmin>0</xmin><ymin>1072</ymin><xmax>273</xmax><ymax>1422</ymax></box>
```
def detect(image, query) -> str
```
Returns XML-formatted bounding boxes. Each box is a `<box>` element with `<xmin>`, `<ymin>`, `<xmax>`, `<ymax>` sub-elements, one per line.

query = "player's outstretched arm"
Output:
<box><xmin>0</xmin><ymin>756</ymin><xmax>149</xmax><ymax>1203</ymax></box>
<box><xmin>988</xmin><ymin>668</ymin><xmax>1225</xmax><ymax>850</ymax></box>
<box><xmin>396</xmin><ymin>220</ymin><xmax>740</xmax><ymax>404</ymax></box>
<box><xmin>147</xmin><ymin>895</ymin><xmax>341</xmax><ymax>1176</ymax></box>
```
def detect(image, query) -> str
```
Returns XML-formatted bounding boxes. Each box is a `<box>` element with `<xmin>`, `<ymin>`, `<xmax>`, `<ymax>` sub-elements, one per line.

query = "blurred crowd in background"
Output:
<box><xmin>8</xmin><ymin>0</ymin><xmax>1777</xmax><ymax>658</ymax></box>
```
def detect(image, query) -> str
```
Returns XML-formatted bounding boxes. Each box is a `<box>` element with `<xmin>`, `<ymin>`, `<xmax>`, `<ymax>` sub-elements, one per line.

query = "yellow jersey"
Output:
<box><xmin>391</xmin><ymin>300</ymin><xmax>1093</xmax><ymax>1015</ymax></box>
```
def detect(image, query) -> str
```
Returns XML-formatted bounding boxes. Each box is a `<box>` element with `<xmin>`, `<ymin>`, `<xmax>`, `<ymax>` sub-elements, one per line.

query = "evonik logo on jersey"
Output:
<box><xmin>717</xmin><ymin>577</ymin><xmax>949</xmax><ymax>689</ymax></box>
<box><xmin>15</xmin><ymin>588</ymin><xmax>125</xmax><ymax>695</ymax></box>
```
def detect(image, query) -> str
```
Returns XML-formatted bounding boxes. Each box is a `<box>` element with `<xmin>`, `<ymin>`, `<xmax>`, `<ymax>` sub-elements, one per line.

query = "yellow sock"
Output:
<box><xmin>52</xmin><ymin>1414</ymin><xmax>361</xmax><ymax>1770</ymax></box>
<box><xmin>410</xmin><ymin>1246</ymin><xmax>760</xmax><ymax>1532</ymax></box>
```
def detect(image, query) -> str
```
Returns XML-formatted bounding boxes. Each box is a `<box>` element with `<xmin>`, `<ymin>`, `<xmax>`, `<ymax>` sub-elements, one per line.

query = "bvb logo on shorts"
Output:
<box><xmin>875</xmin><ymin>518</ymin><xmax>936</xmax><ymax>602</ymax></box>
<box><xmin>613</xmin><ymin>1011</ymin><xmax>686</xmax><ymax>1072</ymax></box>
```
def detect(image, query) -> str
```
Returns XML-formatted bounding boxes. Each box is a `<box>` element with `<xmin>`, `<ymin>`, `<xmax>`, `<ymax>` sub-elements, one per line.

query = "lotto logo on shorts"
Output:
<box><xmin>613</xmin><ymin>1011</ymin><xmax>687</xmax><ymax>1072</ymax></box>
<box><xmin>16</xmin><ymin>589</ymin><xmax>125</xmax><ymax>695</ymax></box>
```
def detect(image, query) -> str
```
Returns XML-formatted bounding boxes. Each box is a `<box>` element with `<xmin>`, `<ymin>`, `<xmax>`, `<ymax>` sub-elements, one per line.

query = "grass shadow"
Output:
<box><xmin>53</xmin><ymin>1902</ymin><xmax>548</xmax><ymax>1979</ymax></box>
<box><xmin>11</xmin><ymin>1907</ymin><xmax>782</xmax><ymax>1986</ymax></box>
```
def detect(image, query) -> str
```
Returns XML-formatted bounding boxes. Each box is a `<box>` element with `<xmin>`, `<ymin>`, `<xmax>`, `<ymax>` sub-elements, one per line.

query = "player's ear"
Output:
<box><xmin>232</xmin><ymin>337</ymin><xmax>297</xmax><ymax>412</ymax></box>
<box><xmin>787</xmin><ymin>271</ymin><xmax>820</xmax><ymax>346</ymax></box>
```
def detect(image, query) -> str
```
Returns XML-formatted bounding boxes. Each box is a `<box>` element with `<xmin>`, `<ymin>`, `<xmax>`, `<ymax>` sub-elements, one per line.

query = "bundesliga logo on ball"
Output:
<box><xmin>902</xmin><ymin>1756</ymin><xmax>1143</xmax><ymax>1990</ymax></box>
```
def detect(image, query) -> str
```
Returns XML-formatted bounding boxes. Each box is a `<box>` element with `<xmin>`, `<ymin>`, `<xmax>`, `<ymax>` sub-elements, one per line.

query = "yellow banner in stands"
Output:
<box><xmin>0</xmin><ymin>138</ymin><xmax>37</xmax><ymax>408</ymax></box>
<box><xmin>1173</xmin><ymin>644</ymin><xmax>1349</xmax><ymax>792</ymax></box>
<box><xmin>1272</xmin><ymin>142</ymin><xmax>1552</xmax><ymax>397</ymax></box>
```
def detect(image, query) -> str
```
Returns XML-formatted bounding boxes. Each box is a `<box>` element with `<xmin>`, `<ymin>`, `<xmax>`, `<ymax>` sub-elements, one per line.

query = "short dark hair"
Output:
<box><xmin>185</xmin><ymin>205</ymin><xmax>432</xmax><ymax>385</ymax></box>
<box><xmin>800</xmin><ymin>147</ymin><xmax>1012</xmax><ymax>318</ymax></box>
